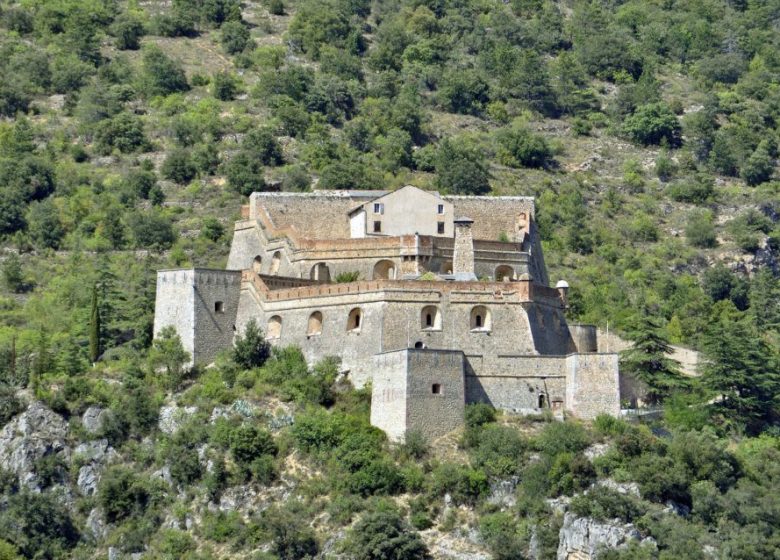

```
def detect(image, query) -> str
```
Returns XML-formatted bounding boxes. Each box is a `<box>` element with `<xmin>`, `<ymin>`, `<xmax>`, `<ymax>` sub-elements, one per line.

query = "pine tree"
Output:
<box><xmin>701</xmin><ymin>318</ymin><xmax>780</xmax><ymax>434</ymax></box>
<box><xmin>619</xmin><ymin>313</ymin><xmax>686</xmax><ymax>405</ymax></box>
<box><xmin>232</xmin><ymin>319</ymin><xmax>271</xmax><ymax>369</ymax></box>
<box><xmin>89</xmin><ymin>284</ymin><xmax>101</xmax><ymax>363</ymax></box>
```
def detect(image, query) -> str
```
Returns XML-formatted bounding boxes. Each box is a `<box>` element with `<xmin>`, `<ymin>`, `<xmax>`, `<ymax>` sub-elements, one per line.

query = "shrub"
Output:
<box><xmin>93</xmin><ymin>112</ymin><xmax>147</xmax><ymax>154</ymax></box>
<box><xmin>229</xmin><ymin>424</ymin><xmax>278</xmax><ymax>465</ymax></box>
<box><xmin>465</xmin><ymin>403</ymin><xmax>496</xmax><ymax>428</ymax></box>
<box><xmin>622</xmin><ymin>103</ymin><xmax>682</xmax><ymax>147</ymax></box>
<box><xmin>139</xmin><ymin>46</ymin><xmax>189</xmax><ymax>97</ymax></box>
<box><xmin>536</xmin><ymin>421</ymin><xmax>591</xmax><ymax>456</ymax></box>
<box><xmin>220</xmin><ymin>21</ymin><xmax>251</xmax><ymax>55</ymax></box>
<box><xmin>496</xmin><ymin>126</ymin><xmax>553</xmax><ymax>169</ymax></box>
<box><xmin>161</xmin><ymin>149</ymin><xmax>197</xmax><ymax>184</ymax></box>
<box><xmin>344</xmin><ymin>510</ymin><xmax>430</xmax><ymax>560</ymax></box>
<box><xmin>570</xmin><ymin>488</ymin><xmax>646</xmax><ymax>523</ymax></box>
<box><xmin>468</xmin><ymin>424</ymin><xmax>526</xmax><ymax>478</ymax></box>
<box><xmin>245</xmin><ymin>128</ymin><xmax>284</xmax><ymax>166</ymax></box>
<box><xmin>148</xmin><ymin>326</ymin><xmax>190</xmax><ymax>389</ymax></box>
<box><xmin>128</xmin><ymin>212</ymin><xmax>177</xmax><ymax>250</ymax></box>
<box><xmin>667</xmin><ymin>176</ymin><xmax>714</xmax><ymax>203</ymax></box>
<box><xmin>479</xmin><ymin>512</ymin><xmax>525</xmax><ymax>560</ymax></box>
<box><xmin>259</xmin><ymin>502</ymin><xmax>319</xmax><ymax>560</ymax></box>
<box><xmin>435</xmin><ymin>139</ymin><xmax>490</xmax><ymax>195</ymax></box>
<box><xmin>154</xmin><ymin>529</ymin><xmax>195</xmax><ymax>556</ymax></box>
<box><xmin>212</xmin><ymin>71</ymin><xmax>238</xmax><ymax>101</ymax></box>
<box><xmin>685</xmin><ymin>209</ymin><xmax>717</xmax><ymax>248</ymax></box>
<box><xmin>428</xmin><ymin>463</ymin><xmax>488</xmax><ymax>505</ymax></box>
<box><xmin>111</xmin><ymin>13</ymin><xmax>145</xmax><ymax>50</ymax></box>
<box><xmin>98</xmin><ymin>467</ymin><xmax>151</xmax><ymax>523</ymax></box>
<box><xmin>232</xmin><ymin>319</ymin><xmax>271</xmax><ymax>369</ymax></box>
<box><xmin>268</xmin><ymin>0</ymin><xmax>285</xmax><ymax>15</ymax></box>
<box><xmin>0</xmin><ymin>491</ymin><xmax>79</xmax><ymax>559</ymax></box>
<box><xmin>224</xmin><ymin>151</ymin><xmax>266</xmax><ymax>195</ymax></box>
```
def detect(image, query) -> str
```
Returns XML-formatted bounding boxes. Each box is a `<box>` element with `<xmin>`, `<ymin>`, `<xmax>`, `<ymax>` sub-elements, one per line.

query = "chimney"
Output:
<box><xmin>453</xmin><ymin>217</ymin><xmax>477</xmax><ymax>281</ymax></box>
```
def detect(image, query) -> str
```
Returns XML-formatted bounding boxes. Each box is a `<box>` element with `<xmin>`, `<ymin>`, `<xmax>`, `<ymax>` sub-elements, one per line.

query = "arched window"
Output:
<box><xmin>267</xmin><ymin>315</ymin><xmax>282</xmax><ymax>339</ymax></box>
<box><xmin>414</xmin><ymin>341</ymin><xmax>425</xmax><ymax>349</ymax></box>
<box><xmin>538</xmin><ymin>394</ymin><xmax>547</xmax><ymax>409</ymax></box>
<box><xmin>421</xmin><ymin>305</ymin><xmax>442</xmax><ymax>330</ymax></box>
<box><xmin>307</xmin><ymin>311</ymin><xmax>323</xmax><ymax>336</ymax></box>
<box><xmin>347</xmin><ymin>308</ymin><xmax>362</xmax><ymax>331</ymax></box>
<box><xmin>470</xmin><ymin>306</ymin><xmax>491</xmax><ymax>331</ymax></box>
<box><xmin>373</xmin><ymin>259</ymin><xmax>396</xmax><ymax>280</ymax></box>
<box><xmin>270</xmin><ymin>251</ymin><xmax>282</xmax><ymax>275</ymax></box>
<box><xmin>252</xmin><ymin>256</ymin><xmax>262</xmax><ymax>274</ymax></box>
<box><xmin>310</xmin><ymin>262</ymin><xmax>330</xmax><ymax>283</ymax></box>
<box><xmin>495</xmin><ymin>265</ymin><xmax>514</xmax><ymax>282</ymax></box>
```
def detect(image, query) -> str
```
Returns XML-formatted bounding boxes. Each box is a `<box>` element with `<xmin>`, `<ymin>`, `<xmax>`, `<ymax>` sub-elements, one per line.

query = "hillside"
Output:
<box><xmin>0</xmin><ymin>0</ymin><xmax>779</xmax><ymax>559</ymax></box>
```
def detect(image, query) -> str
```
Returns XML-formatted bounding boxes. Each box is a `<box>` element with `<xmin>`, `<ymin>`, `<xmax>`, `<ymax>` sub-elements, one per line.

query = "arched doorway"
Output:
<box><xmin>495</xmin><ymin>265</ymin><xmax>514</xmax><ymax>282</ymax></box>
<box><xmin>347</xmin><ymin>308</ymin><xmax>362</xmax><ymax>331</ymax></box>
<box><xmin>252</xmin><ymin>256</ymin><xmax>262</xmax><ymax>274</ymax></box>
<box><xmin>310</xmin><ymin>262</ymin><xmax>330</xmax><ymax>283</ymax></box>
<box><xmin>267</xmin><ymin>316</ymin><xmax>282</xmax><ymax>339</ymax></box>
<box><xmin>373</xmin><ymin>259</ymin><xmax>396</xmax><ymax>280</ymax></box>
<box><xmin>307</xmin><ymin>311</ymin><xmax>323</xmax><ymax>336</ymax></box>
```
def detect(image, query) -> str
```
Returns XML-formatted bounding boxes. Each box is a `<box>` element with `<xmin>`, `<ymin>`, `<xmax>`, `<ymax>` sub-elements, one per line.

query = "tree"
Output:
<box><xmin>26</xmin><ymin>200</ymin><xmax>64</xmax><ymax>250</ymax></box>
<box><xmin>149</xmin><ymin>326</ymin><xmax>190</xmax><ymax>390</ymax></box>
<box><xmin>220</xmin><ymin>21</ymin><xmax>251</xmax><ymax>54</ymax></box>
<box><xmin>622</xmin><ymin>103</ymin><xmax>682</xmax><ymax>147</ymax></box>
<box><xmin>741</xmin><ymin>141</ymin><xmax>774</xmax><ymax>186</ymax></box>
<box><xmin>344</xmin><ymin>510</ymin><xmax>430</xmax><ymax>560</ymax></box>
<box><xmin>244</xmin><ymin>128</ymin><xmax>284</xmax><ymax>166</ymax></box>
<box><xmin>93</xmin><ymin>112</ymin><xmax>148</xmax><ymax>154</ymax></box>
<box><xmin>0</xmin><ymin>491</ymin><xmax>79</xmax><ymax>559</ymax></box>
<box><xmin>89</xmin><ymin>284</ymin><xmax>101</xmax><ymax>363</ymax></box>
<box><xmin>620</xmin><ymin>314</ymin><xmax>686</xmax><ymax>405</ymax></box>
<box><xmin>212</xmin><ymin>71</ymin><xmax>238</xmax><ymax>100</ymax></box>
<box><xmin>161</xmin><ymin>149</ymin><xmax>197</xmax><ymax>184</ymax></box>
<box><xmin>2</xmin><ymin>254</ymin><xmax>24</xmax><ymax>293</ymax></box>
<box><xmin>111</xmin><ymin>13</ymin><xmax>145</xmax><ymax>50</ymax></box>
<box><xmin>438</xmin><ymin>68</ymin><xmax>489</xmax><ymax>115</ymax></box>
<box><xmin>139</xmin><ymin>47</ymin><xmax>189</xmax><ymax>97</ymax></box>
<box><xmin>701</xmin><ymin>318</ymin><xmax>780</xmax><ymax>434</ymax></box>
<box><xmin>224</xmin><ymin>151</ymin><xmax>266</xmax><ymax>195</ymax></box>
<box><xmin>434</xmin><ymin>139</ymin><xmax>490</xmax><ymax>195</ymax></box>
<box><xmin>685</xmin><ymin>209</ymin><xmax>717</xmax><ymax>248</ymax></box>
<box><xmin>496</xmin><ymin>126</ymin><xmax>553</xmax><ymax>169</ymax></box>
<box><xmin>232</xmin><ymin>319</ymin><xmax>271</xmax><ymax>369</ymax></box>
<box><xmin>128</xmin><ymin>212</ymin><xmax>177</xmax><ymax>250</ymax></box>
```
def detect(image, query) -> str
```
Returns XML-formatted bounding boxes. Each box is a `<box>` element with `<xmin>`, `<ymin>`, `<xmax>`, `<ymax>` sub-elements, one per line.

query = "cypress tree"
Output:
<box><xmin>89</xmin><ymin>284</ymin><xmax>101</xmax><ymax>363</ymax></box>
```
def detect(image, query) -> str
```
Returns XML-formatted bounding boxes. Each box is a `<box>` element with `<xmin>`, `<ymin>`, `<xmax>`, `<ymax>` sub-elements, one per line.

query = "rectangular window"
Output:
<box><xmin>437</xmin><ymin>204</ymin><xmax>444</xmax><ymax>214</ymax></box>
<box><xmin>373</xmin><ymin>203</ymin><xmax>384</xmax><ymax>214</ymax></box>
<box><xmin>373</xmin><ymin>221</ymin><xmax>382</xmax><ymax>233</ymax></box>
<box><xmin>437</xmin><ymin>222</ymin><xmax>445</xmax><ymax>234</ymax></box>
<box><xmin>214</xmin><ymin>301</ymin><xmax>224</xmax><ymax>314</ymax></box>
<box><xmin>432</xmin><ymin>383</ymin><xmax>442</xmax><ymax>395</ymax></box>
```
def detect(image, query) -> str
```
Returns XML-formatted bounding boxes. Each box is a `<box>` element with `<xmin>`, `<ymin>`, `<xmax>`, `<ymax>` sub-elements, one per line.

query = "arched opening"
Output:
<box><xmin>440</xmin><ymin>260</ymin><xmax>453</xmax><ymax>275</ymax></box>
<box><xmin>267</xmin><ymin>315</ymin><xmax>282</xmax><ymax>339</ymax></box>
<box><xmin>495</xmin><ymin>265</ymin><xmax>514</xmax><ymax>282</ymax></box>
<box><xmin>310</xmin><ymin>262</ymin><xmax>331</xmax><ymax>283</ymax></box>
<box><xmin>538</xmin><ymin>394</ymin><xmax>547</xmax><ymax>409</ymax></box>
<box><xmin>307</xmin><ymin>311</ymin><xmax>323</xmax><ymax>336</ymax></box>
<box><xmin>270</xmin><ymin>251</ymin><xmax>282</xmax><ymax>275</ymax></box>
<box><xmin>421</xmin><ymin>305</ymin><xmax>441</xmax><ymax>330</ymax></box>
<box><xmin>470</xmin><ymin>306</ymin><xmax>491</xmax><ymax>331</ymax></box>
<box><xmin>252</xmin><ymin>256</ymin><xmax>262</xmax><ymax>274</ymax></box>
<box><xmin>347</xmin><ymin>308</ymin><xmax>362</xmax><ymax>331</ymax></box>
<box><xmin>414</xmin><ymin>341</ymin><xmax>426</xmax><ymax>349</ymax></box>
<box><xmin>373</xmin><ymin>259</ymin><xmax>396</xmax><ymax>280</ymax></box>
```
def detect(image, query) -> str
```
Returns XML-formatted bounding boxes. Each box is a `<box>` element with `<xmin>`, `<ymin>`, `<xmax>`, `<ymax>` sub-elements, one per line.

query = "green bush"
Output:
<box><xmin>161</xmin><ymin>149</ymin><xmax>197</xmax><ymax>184</ymax></box>
<box><xmin>622</xmin><ymin>103</ymin><xmax>682</xmax><ymax>147</ymax></box>
<box><xmin>685</xmin><ymin>209</ymin><xmax>717</xmax><ymax>248</ymax></box>
<box><xmin>220</xmin><ymin>21</ymin><xmax>251</xmax><ymax>55</ymax></box>
<box><xmin>496</xmin><ymin>126</ymin><xmax>553</xmax><ymax>169</ymax></box>
<box><xmin>536</xmin><ymin>421</ymin><xmax>591</xmax><ymax>456</ymax></box>
<box><xmin>229</xmin><ymin>424</ymin><xmax>278</xmax><ymax>465</ymax></box>
<box><xmin>479</xmin><ymin>512</ymin><xmax>526</xmax><ymax>560</ymax></box>
<box><xmin>344</xmin><ymin>509</ymin><xmax>430</xmax><ymax>560</ymax></box>
<box><xmin>93</xmin><ymin>112</ymin><xmax>148</xmax><ymax>154</ymax></box>
<box><xmin>232</xmin><ymin>319</ymin><xmax>271</xmax><ymax>369</ymax></box>
<box><xmin>111</xmin><ymin>13</ymin><xmax>145</xmax><ymax>50</ymax></box>
<box><xmin>435</xmin><ymin>139</ymin><xmax>490</xmax><ymax>195</ymax></box>
<box><xmin>570</xmin><ymin>488</ymin><xmax>646</xmax><ymax>523</ymax></box>
<box><xmin>98</xmin><ymin>467</ymin><xmax>152</xmax><ymax>523</ymax></box>
<box><xmin>139</xmin><ymin>46</ymin><xmax>189</xmax><ymax>97</ymax></box>
<box><xmin>468</xmin><ymin>424</ymin><xmax>526</xmax><ymax>478</ymax></box>
<box><xmin>212</xmin><ymin>71</ymin><xmax>238</xmax><ymax>101</ymax></box>
<box><xmin>0</xmin><ymin>491</ymin><xmax>79</xmax><ymax>559</ymax></box>
<box><xmin>428</xmin><ymin>463</ymin><xmax>488</xmax><ymax>505</ymax></box>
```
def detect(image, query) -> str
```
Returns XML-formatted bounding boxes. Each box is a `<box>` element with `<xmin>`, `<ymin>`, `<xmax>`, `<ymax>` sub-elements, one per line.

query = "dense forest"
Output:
<box><xmin>0</xmin><ymin>0</ymin><xmax>779</xmax><ymax>558</ymax></box>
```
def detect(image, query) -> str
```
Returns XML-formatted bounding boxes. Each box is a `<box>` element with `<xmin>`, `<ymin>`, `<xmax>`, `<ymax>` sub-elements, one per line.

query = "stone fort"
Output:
<box><xmin>154</xmin><ymin>186</ymin><xmax>620</xmax><ymax>441</ymax></box>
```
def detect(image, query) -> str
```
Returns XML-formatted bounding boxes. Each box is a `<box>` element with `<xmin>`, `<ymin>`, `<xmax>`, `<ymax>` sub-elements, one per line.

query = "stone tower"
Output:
<box><xmin>453</xmin><ymin>217</ymin><xmax>477</xmax><ymax>281</ymax></box>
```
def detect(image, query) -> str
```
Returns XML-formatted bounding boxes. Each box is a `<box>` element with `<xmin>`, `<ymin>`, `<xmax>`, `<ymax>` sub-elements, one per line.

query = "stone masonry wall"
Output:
<box><xmin>565</xmin><ymin>353</ymin><xmax>621</xmax><ymax>419</ymax></box>
<box><xmin>370</xmin><ymin>351</ymin><xmax>409</xmax><ymax>442</ymax></box>
<box><xmin>404</xmin><ymin>350</ymin><xmax>465</xmax><ymax>441</ymax></box>
<box><xmin>154</xmin><ymin>270</ymin><xmax>196</xmax><ymax>360</ymax></box>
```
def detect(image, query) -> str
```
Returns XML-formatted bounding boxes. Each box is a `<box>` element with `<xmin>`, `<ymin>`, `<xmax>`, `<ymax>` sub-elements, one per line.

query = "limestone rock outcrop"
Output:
<box><xmin>0</xmin><ymin>401</ymin><xmax>70</xmax><ymax>490</ymax></box>
<box><xmin>556</xmin><ymin>512</ymin><xmax>655</xmax><ymax>560</ymax></box>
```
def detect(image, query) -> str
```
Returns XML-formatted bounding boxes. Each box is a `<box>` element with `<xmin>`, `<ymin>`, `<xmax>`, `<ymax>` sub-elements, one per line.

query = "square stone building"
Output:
<box><xmin>154</xmin><ymin>186</ymin><xmax>620</xmax><ymax>442</ymax></box>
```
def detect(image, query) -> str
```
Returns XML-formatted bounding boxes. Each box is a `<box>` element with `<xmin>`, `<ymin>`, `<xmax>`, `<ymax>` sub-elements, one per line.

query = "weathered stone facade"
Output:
<box><xmin>154</xmin><ymin>186</ymin><xmax>621</xmax><ymax>441</ymax></box>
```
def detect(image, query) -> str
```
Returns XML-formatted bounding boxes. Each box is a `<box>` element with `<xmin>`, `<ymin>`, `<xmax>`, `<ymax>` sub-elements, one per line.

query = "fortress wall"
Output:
<box><xmin>191</xmin><ymin>270</ymin><xmax>242</xmax><ymax>364</ymax></box>
<box><xmin>565</xmin><ymin>353</ymin><xmax>621</xmax><ymax>419</ymax></box>
<box><xmin>445</xmin><ymin>196</ymin><xmax>535</xmax><ymax>241</ymax></box>
<box><xmin>154</xmin><ymin>270</ymin><xmax>196</xmax><ymax>360</ymax></box>
<box><xmin>525</xmin><ymin>303</ymin><xmax>577</xmax><ymax>355</ymax></box>
<box><xmin>154</xmin><ymin>269</ymin><xmax>242</xmax><ymax>365</ymax></box>
<box><xmin>405</xmin><ymin>350</ymin><xmax>465</xmax><ymax>441</ymax></box>
<box><xmin>249</xmin><ymin>192</ymin><xmax>363</xmax><ymax>238</ymax></box>
<box><xmin>227</xmin><ymin>223</ymin><xmax>266</xmax><ymax>271</ymax></box>
<box><xmin>370</xmin><ymin>351</ymin><xmax>409</xmax><ymax>442</ymax></box>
